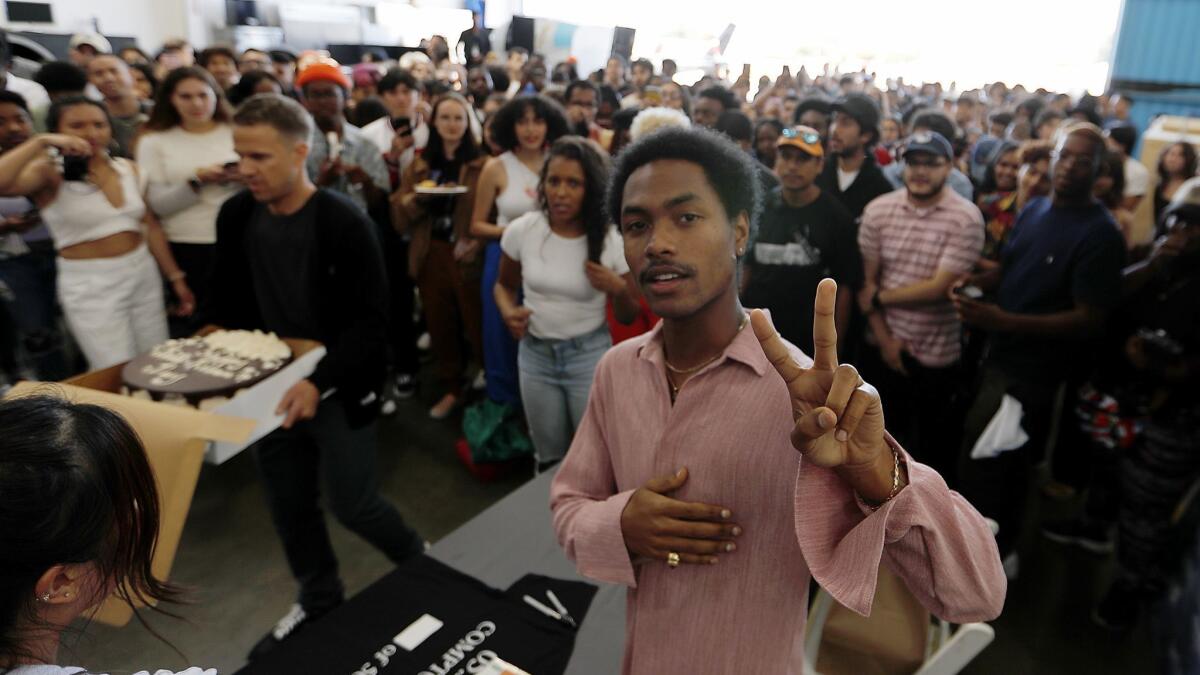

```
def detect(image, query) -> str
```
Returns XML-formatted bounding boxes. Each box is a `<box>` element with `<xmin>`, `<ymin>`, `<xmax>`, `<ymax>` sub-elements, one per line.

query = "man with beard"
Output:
<box><xmin>816</xmin><ymin>92</ymin><xmax>895</xmax><ymax>221</ymax></box>
<box><xmin>565</xmin><ymin>79</ymin><xmax>612</xmax><ymax>151</ymax></box>
<box><xmin>465</xmin><ymin>65</ymin><xmax>493</xmax><ymax>119</ymax></box>
<box><xmin>857</xmin><ymin>130</ymin><xmax>984</xmax><ymax>477</ymax></box>
<box><xmin>549</xmin><ymin>126</ymin><xmax>1003</xmax><ymax>673</ymax></box>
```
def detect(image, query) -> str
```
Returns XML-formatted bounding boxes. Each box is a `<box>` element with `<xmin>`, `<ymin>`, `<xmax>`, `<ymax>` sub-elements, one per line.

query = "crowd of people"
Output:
<box><xmin>0</xmin><ymin>18</ymin><xmax>1198</xmax><ymax>673</ymax></box>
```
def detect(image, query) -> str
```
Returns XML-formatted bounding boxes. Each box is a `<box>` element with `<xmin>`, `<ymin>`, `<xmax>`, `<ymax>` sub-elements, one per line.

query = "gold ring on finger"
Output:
<box><xmin>667</xmin><ymin>551</ymin><xmax>681</xmax><ymax>568</ymax></box>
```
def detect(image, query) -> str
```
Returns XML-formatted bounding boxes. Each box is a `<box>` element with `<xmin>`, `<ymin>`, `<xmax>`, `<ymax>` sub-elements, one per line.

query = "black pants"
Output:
<box><xmin>956</xmin><ymin>363</ymin><xmax>1064</xmax><ymax>555</ymax></box>
<box><xmin>379</xmin><ymin>226</ymin><xmax>419</xmax><ymax>377</ymax></box>
<box><xmin>859</xmin><ymin>347</ymin><xmax>963</xmax><ymax>481</ymax></box>
<box><xmin>168</xmin><ymin>242</ymin><xmax>215</xmax><ymax>338</ymax></box>
<box><xmin>1114</xmin><ymin>410</ymin><xmax>1200</xmax><ymax>592</ymax></box>
<box><xmin>253</xmin><ymin>401</ymin><xmax>424</xmax><ymax>613</ymax></box>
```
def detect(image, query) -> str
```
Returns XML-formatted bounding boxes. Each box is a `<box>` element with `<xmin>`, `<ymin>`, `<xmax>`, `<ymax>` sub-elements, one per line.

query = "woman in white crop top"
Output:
<box><xmin>470</xmin><ymin>95</ymin><xmax>569</xmax><ymax>409</ymax></box>
<box><xmin>0</xmin><ymin>96</ymin><xmax>193</xmax><ymax>370</ymax></box>
<box><xmin>136</xmin><ymin>67</ymin><xmax>239</xmax><ymax>333</ymax></box>
<box><xmin>494</xmin><ymin>137</ymin><xmax>637</xmax><ymax>468</ymax></box>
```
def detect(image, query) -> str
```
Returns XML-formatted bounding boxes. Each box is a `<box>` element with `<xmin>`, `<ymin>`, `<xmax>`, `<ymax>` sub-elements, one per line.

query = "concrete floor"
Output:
<box><xmin>62</xmin><ymin>373</ymin><xmax>1153</xmax><ymax>674</ymax></box>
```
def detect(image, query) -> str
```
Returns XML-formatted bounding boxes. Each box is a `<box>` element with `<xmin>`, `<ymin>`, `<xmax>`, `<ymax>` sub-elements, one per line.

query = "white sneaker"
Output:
<box><xmin>417</xmin><ymin>332</ymin><xmax>431</xmax><ymax>351</ymax></box>
<box><xmin>380</xmin><ymin>399</ymin><xmax>397</xmax><ymax>416</ymax></box>
<box><xmin>471</xmin><ymin>370</ymin><xmax>486</xmax><ymax>391</ymax></box>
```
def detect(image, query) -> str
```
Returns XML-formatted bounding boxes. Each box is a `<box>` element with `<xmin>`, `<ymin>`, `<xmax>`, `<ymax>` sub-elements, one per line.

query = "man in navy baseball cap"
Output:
<box><xmin>900</xmin><ymin>130</ymin><xmax>955</xmax><ymax>200</ymax></box>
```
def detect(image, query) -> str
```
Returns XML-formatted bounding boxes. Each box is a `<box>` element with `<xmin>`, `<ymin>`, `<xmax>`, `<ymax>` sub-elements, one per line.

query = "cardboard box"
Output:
<box><xmin>1136</xmin><ymin>115</ymin><xmax>1200</xmax><ymax>245</ymax></box>
<box><xmin>2</xmin><ymin>335</ymin><xmax>326</xmax><ymax>626</ymax></box>
<box><xmin>814</xmin><ymin>566</ymin><xmax>929</xmax><ymax>675</ymax></box>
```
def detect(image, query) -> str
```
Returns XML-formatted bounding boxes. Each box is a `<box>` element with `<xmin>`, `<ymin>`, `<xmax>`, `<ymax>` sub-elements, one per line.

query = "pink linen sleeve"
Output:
<box><xmin>549</xmin><ymin>355</ymin><xmax>639</xmax><ymax>588</ymax></box>
<box><xmin>794</xmin><ymin>434</ymin><xmax>1006</xmax><ymax>623</ymax></box>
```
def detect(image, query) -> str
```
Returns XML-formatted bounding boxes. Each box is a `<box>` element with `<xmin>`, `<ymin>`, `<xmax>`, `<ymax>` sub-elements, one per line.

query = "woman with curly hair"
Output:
<box><xmin>494</xmin><ymin>136</ymin><xmax>636</xmax><ymax>467</ymax></box>
<box><xmin>470</xmin><ymin>94</ymin><xmax>569</xmax><ymax>408</ymax></box>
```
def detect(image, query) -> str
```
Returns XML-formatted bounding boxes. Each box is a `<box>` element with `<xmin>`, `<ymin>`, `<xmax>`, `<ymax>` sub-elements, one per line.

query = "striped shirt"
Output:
<box><xmin>859</xmin><ymin>188</ymin><xmax>984</xmax><ymax>367</ymax></box>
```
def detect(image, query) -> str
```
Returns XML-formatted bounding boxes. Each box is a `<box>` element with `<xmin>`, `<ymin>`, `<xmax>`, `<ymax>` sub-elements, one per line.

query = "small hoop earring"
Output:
<box><xmin>39</xmin><ymin>592</ymin><xmax>51</xmax><ymax>602</ymax></box>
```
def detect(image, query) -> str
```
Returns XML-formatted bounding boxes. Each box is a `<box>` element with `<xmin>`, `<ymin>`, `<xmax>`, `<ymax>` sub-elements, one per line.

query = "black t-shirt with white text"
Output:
<box><xmin>743</xmin><ymin>188</ymin><xmax>862</xmax><ymax>355</ymax></box>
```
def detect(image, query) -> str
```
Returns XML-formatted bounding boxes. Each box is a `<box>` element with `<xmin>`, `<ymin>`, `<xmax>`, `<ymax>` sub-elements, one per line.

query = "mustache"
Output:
<box><xmin>639</xmin><ymin>262</ymin><xmax>695</xmax><ymax>284</ymax></box>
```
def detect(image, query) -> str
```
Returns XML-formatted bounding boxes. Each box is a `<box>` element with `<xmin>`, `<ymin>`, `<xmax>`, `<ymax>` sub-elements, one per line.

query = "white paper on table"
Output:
<box><xmin>205</xmin><ymin>346</ymin><xmax>327</xmax><ymax>464</ymax></box>
<box><xmin>393</xmin><ymin>613</ymin><xmax>444</xmax><ymax>651</ymax></box>
<box><xmin>970</xmin><ymin>394</ymin><xmax>1029</xmax><ymax>460</ymax></box>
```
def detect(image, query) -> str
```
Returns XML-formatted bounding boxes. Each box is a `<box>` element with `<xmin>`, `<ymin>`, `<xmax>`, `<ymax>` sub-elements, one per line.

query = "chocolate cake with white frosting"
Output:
<box><xmin>122</xmin><ymin>330</ymin><xmax>292</xmax><ymax>407</ymax></box>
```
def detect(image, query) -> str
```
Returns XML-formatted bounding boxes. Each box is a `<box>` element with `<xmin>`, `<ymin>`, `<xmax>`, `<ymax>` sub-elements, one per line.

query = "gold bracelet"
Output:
<box><xmin>866</xmin><ymin>440</ymin><xmax>903</xmax><ymax>512</ymax></box>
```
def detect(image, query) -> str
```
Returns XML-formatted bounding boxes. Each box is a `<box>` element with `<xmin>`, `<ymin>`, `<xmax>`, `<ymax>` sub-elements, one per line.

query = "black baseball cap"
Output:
<box><xmin>831</xmin><ymin>93</ymin><xmax>880</xmax><ymax>135</ymax></box>
<box><xmin>902</xmin><ymin>130</ymin><xmax>954</xmax><ymax>161</ymax></box>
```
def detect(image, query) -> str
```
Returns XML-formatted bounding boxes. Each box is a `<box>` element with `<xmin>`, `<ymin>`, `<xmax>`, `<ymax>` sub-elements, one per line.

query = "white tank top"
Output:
<box><xmin>494</xmin><ymin>150</ymin><xmax>542</xmax><ymax>227</ymax></box>
<box><xmin>41</xmin><ymin>158</ymin><xmax>145</xmax><ymax>250</ymax></box>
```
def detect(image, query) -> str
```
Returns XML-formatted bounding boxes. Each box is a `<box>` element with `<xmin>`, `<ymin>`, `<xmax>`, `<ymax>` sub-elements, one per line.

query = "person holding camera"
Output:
<box><xmin>0</xmin><ymin>96</ymin><xmax>193</xmax><ymax>371</ymax></box>
<box><xmin>952</xmin><ymin>123</ymin><xmax>1127</xmax><ymax>572</ymax></box>
<box><xmin>136</xmin><ymin>66</ymin><xmax>240</xmax><ymax>334</ymax></box>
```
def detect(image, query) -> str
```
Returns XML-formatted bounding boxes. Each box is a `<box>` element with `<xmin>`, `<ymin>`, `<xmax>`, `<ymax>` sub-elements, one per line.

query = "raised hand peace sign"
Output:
<box><xmin>750</xmin><ymin>278</ymin><xmax>887</xmax><ymax>470</ymax></box>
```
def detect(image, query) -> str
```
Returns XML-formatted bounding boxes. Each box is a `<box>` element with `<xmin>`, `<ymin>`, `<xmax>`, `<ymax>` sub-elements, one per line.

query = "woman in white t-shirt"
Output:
<box><xmin>136</xmin><ymin>67</ymin><xmax>240</xmax><ymax>331</ymax></box>
<box><xmin>0</xmin><ymin>395</ymin><xmax>214</xmax><ymax>675</ymax></box>
<box><xmin>494</xmin><ymin>137</ymin><xmax>637</xmax><ymax>468</ymax></box>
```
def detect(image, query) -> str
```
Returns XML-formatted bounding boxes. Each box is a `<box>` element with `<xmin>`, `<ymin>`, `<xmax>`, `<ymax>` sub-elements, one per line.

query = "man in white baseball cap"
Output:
<box><xmin>67</xmin><ymin>32</ymin><xmax>112</xmax><ymax>68</ymax></box>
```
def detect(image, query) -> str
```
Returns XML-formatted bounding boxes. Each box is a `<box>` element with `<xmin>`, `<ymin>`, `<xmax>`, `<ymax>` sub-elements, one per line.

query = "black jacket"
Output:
<box><xmin>816</xmin><ymin>151</ymin><xmax>896</xmax><ymax>222</ymax></box>
<box><xmin>209</xmin><ymin>189</ymin><xmax>389</xmax><ymax>427</ymax></box>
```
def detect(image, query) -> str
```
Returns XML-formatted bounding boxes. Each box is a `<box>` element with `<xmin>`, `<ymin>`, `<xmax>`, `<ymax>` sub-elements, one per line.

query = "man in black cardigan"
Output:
<box><xmin>210</xmin><ymin>94</ymin><xmax>424</xmax><ymax>659</ymax></box>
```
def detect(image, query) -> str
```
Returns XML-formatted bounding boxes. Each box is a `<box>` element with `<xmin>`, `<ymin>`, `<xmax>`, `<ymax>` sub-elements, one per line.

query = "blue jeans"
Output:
<box><xmin>518</xmin><ymin>324</ymin><xmax>611</xmax><ymax>464</ymax></box>
<box><xmin>0</xmin><ymin>247</ymin><xmax>68</xmax><ymax>380</ymax></box>
<box><xmin>481</xmin><ymin>241</ymin><xmax>521</xmax><ymax>406</ymax></box>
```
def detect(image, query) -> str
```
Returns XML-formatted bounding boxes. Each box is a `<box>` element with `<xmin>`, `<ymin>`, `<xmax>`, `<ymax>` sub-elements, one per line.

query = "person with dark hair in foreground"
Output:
<box><xmin>213</xmin><ymin>94</ymin><xmax>425</xmax><ymax>658</ymax></box>
<box><xmin>0</xmin><ymin>394</ymin><xmax>213</xmax><ymax>674</ymax></box>
<box><xmin>550</xmin><ymin>126</ymin><xmax>1004</xmax><ymax>673</ymax></box>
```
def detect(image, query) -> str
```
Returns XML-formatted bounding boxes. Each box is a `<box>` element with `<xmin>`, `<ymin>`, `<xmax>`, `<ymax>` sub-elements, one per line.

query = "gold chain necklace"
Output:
<box><xmin>665</xmin><ymin>313</ymin><xmax>749</xmax><ymax>401</ymax></box>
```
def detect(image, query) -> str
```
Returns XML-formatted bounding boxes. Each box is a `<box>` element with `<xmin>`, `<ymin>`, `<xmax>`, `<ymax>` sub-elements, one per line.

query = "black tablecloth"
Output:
<box><xmin>237</xmin><ymin>470</ymin><xmax>626</xmax><ymax>674</ymax></box>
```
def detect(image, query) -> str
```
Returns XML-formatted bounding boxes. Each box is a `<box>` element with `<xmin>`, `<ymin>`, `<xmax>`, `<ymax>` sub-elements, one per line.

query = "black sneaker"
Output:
<box><xmin>248</xmin><ymin>603</ymin><xmax>315</xmax><ymax>660</ymax></box>
<box><xmin>1041</xmin><ymin>518</ymin><xmax>1114</xmax><ymax>554</ymax></box>
<box><xmin>392</xmin><ymin>373</ymin><xmax>417</xmax><ymax>400</ymax></box>
<box><xmin>1092</xmin><ymin>580</ymin><xmax>1139</xmax><ymax>631</ymax></box>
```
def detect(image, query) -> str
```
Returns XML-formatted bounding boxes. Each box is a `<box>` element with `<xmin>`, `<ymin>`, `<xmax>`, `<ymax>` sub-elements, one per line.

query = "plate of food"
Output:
<box><xmin>415</xmin><ymin>180</ymin><xmax>469</xmax><ymax>195</ymax></box>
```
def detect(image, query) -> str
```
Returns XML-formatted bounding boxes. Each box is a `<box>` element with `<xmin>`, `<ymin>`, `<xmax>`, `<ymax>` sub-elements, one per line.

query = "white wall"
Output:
<box><xmin>1</xmin><ymin>0</ymin><xmax>200</xmax><ymax>53</ymax></box>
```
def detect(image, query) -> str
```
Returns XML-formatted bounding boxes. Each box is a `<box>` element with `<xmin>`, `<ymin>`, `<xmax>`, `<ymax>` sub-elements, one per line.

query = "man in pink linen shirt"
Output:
<box><xmin>550</xmin><ymin>127</ymin><xmax>1006</xmax><ymax>674</ymax></box>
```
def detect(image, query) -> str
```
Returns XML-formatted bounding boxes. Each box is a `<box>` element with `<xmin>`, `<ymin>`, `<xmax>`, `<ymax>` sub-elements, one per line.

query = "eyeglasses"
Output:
<box><xmin>781</xmin><ymin>128</ymin><xmax>821</xmax><ymax>145</ymax></box>
<box><xmin>906</xmin><ymin>157</ymin><xmax>948</xmax><ymax>169</ymax></box>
